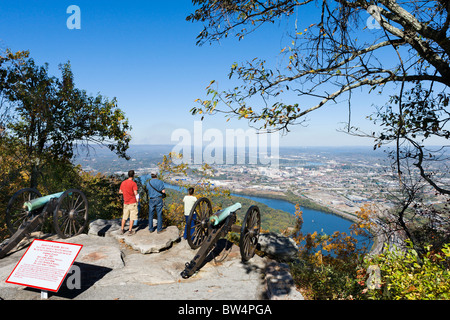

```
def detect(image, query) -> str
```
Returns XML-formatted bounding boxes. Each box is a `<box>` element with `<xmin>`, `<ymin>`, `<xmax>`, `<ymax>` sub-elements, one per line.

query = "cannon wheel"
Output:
<box><xmin>186</xmin><ymin>197</ymin><xmax>213</xmax><ymax>249</ymax></box>
<box><xmin>240</xmin><ymin>205</ymin><xmax>261</xmax><ymax>262</ymax></box>
<box><xmin>53</xmin><ymin>189</ymin><xmax>88</xmax><ymax>239</ymax></box>
<box><xmin>6</xmin><ymin>188</ymin><xmax>42</xmax><ymax>235</ymax></box>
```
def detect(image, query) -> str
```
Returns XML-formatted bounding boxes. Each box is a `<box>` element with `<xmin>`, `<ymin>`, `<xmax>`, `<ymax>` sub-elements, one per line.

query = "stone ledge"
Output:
<box><xmin>264</xmin><ymin>261</ymin><xmax>304</xmax><ymax>300</ymax></box>
<box><xmin>258</xmin><ymin>232</ymin><xmax>299</xmax><ymax>262</ymax></box>
<box><xmin>89</xmin><ymin>219</ymin><xmax>180</xmax><ymax>254</ymax></box>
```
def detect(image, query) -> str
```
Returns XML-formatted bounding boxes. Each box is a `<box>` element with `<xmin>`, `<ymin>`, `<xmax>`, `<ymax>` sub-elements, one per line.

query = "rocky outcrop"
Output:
<box><xmin>0</xmin><ymin>219</ymin><xmax>303</xmax><ymax>300</ymax></box>
<box><xmin>88</xmin><ymin>219</ymin><xmax>180</xmax><ymax>254</ymax></box>
<box><xmin>265</xmin><ymin>261</ymin><xmax>302</xmax><ymax>300</ymax></box>
<box><xmin>258</xmin><ymin>232</ymin><xmax>299</xmax><ymax>262</ymax></box>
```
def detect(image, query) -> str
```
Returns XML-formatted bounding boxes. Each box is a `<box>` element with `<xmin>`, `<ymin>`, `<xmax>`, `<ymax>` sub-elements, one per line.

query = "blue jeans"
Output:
<box><xmin>183</xmin><ymin>213</ymin><xmax>196</xmax><ymax>239</ymax></box>
<box><xmin>148</xmin><ymin>197</ymin><xmax>163</xmax><ymax>232</ymax></box>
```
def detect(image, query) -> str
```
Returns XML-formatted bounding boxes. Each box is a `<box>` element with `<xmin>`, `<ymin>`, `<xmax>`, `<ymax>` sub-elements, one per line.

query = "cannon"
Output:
<box><xmin>180</xmin><ymin>197</ymin><xmax>261</xmax><ymax>279</ymax></box>
<box><xmin>0</xmin><ymin>188</ymin><xmax>88</xmax><ymax>259</ymax></box>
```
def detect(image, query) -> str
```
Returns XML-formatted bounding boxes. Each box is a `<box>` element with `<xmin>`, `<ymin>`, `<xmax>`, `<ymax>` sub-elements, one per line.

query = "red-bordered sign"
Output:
<box><xmin>5</xmin><ymin>239</ymin><xmax>83</xmax><ymax>292</ymax></box>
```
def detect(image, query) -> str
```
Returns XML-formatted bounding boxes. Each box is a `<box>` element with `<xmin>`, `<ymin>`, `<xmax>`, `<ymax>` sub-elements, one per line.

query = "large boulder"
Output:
<box><xmin>258</xmin><ymin>232</ymin><xmax>299</xmax><ymax>262</ymax></box>
<box><xmin>113</xmin><ymin>226</ymin><xmax>180</xmax><ymax>254</ymax></box>
<box><xmin>88</xmin><ymin>218</ymin><xmax>123</xmax><ymax>237</ymax></box>
<box><xmin>64</xmin><ymin>234</ymin><xmax>125</xmax><ymax>269</ymax></box>
<box><xmin>264</xmin><ymin>261</ymin><xmax>304</xmax><ymax>300</ymax></box>
<box><xmin>88</xmin><ymin>219</ymin><xmax>180</xmax><ymax>254</ymax></box>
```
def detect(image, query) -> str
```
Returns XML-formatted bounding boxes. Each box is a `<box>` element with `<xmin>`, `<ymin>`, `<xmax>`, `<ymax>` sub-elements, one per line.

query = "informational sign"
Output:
<box><xmin>6</xmin><ymin>239</ymin><xmax>83</xmax><ymax>292</ymax></box>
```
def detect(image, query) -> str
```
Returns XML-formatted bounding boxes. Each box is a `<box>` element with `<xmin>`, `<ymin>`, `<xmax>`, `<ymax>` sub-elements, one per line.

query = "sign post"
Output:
<box><xmin>5</xmin><ymin>239</ymin><xmax>83</xmax><ymax>298</ymax></box>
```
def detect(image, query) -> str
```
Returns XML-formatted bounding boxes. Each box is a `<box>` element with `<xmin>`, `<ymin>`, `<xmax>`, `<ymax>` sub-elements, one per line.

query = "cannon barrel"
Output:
<box><xmin>23</xmin><ymin>191</ymin><xmax>65</xmax><ymax>211</ymax></box>
<box><xmin>209</xmin><ymin>202</ymin><xmax>241</xmax><ymax>226</ymax></box>
<box><xmin>1</xmin><ymin>188</ymin><xmax>89</xmax><ymax>259</ymax></box>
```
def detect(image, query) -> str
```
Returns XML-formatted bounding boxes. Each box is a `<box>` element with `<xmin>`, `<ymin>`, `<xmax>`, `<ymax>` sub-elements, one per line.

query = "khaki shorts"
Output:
<box><xmin>123</xmin><ymin>203</ymin><xmax>138</xmax><ymax>220</ymax></box>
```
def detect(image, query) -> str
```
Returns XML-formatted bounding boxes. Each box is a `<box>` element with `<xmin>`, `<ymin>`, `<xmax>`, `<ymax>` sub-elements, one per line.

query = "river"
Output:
<box><xmin>232</xmin><ymin>193</ymin><xmax>372</xmax><ymax>251</ymax></box>
<box><xmin>142</xmin><ymin>178</ymin><xmax>372</xmax><ymax>251</ymax></box>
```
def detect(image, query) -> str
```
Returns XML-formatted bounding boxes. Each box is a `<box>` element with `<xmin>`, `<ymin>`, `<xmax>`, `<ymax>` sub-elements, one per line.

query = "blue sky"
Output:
<box><xmin>0</xmin><ymin>1</ymin><xmax>395</xmax><ymax>147</ymax></box>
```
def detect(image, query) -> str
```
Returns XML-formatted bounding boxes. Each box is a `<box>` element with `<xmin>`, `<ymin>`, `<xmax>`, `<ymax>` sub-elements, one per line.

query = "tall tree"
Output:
<box><xmin>188</xmin><ymin>0</ymin><xmax>449</xmax><ymax>130</ymax></box>
<box><xmin>187</xmin><ymin>0</ymin><xmax>450</xmax><ymax>250</ymax></box>
<box><xmin>0</xmin><ymin>50</ymin><xmax>132</xmax><ymax>188</ymax></box>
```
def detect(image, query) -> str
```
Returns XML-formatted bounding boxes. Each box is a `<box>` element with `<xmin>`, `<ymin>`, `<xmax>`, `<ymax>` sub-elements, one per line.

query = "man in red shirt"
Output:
<box><xmin>119</xmin><ymin>170</ymin><xmax>138</xmax><ymax>235</ymax></box>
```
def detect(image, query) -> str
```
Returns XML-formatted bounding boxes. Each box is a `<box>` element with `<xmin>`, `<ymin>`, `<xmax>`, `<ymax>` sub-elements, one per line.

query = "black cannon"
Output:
<box><xmin>180</xmin><ymin>197</ymin><xmax>261</xmax><ymax>279</ymax></box>
<box><xmin>0</xmin><ymin>188</ymin><xmax>88</xmax><ymax>259</ymax></box>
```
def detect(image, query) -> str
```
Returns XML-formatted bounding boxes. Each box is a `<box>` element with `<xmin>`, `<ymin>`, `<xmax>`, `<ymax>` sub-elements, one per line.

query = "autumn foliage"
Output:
<box><xmin>289</xmin><ymin>204</ymin><xmax>374</xmax><ymax>299</ymax></box>
<box><xmin>289</xmin><ymin>203</ymin><xmax>450</xmax><ymax>300</ymax></box>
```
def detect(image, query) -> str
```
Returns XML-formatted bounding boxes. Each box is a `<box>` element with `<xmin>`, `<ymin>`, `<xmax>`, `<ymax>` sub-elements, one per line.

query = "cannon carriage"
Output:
<box><xmin>181</xmin><ymin>197</ymin><xmax>261</xmax><ymax>279</ymax></box>
<box><xmin>0</xmin><ymin>188</ymin><xmax>88</xmax><ymax>259</ymax></box>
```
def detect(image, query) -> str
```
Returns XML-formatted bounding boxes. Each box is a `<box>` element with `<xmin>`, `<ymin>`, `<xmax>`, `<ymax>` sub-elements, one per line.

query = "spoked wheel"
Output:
<box><xmin>53</xmin><ymin>189</ymin><xmax>88</xmax><ymax>239</ymax></box>
<box><xmin>186</xmin><ymin>197</ymin><xmax>213</xmax><ymax>249</ymax></box>
<box><xmin>240</xmin><ymin>205</ymin><xmax>261</xmax><ymax>262</ymax></box>
<box><xmin>6</xmin><ymin>188</ymin><xmax>42</xmax><ymax>235</ymax></box>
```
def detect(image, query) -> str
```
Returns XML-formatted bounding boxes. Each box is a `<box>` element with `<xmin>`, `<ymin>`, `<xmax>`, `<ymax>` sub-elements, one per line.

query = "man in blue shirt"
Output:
<box><xmin>146</xmin><ymin>173</ymin><xmax>166</xmax><ymax>233</ymax></box>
